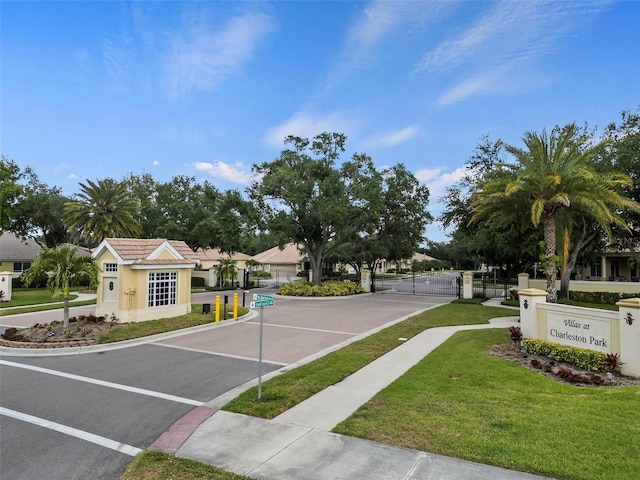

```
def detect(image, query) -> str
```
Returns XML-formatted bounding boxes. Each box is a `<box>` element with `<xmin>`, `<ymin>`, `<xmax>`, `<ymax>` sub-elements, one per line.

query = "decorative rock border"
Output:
<box><xmin>0</xmin><ymin>338</ymin><xmax>96</xmax><ymax>348</ymax></box>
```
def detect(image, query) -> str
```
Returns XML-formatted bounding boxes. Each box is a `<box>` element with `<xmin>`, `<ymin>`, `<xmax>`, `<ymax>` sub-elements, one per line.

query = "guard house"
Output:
<box><xmin>92</xmin><ymin>238</ymin><xmax>198</xmax><ymax>323</ymax></box>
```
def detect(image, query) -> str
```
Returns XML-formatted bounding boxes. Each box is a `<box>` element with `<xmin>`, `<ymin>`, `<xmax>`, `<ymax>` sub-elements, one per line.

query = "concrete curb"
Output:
<box><xmin>0</xmin><ymin>310</ymin><xmax>259</xmax><ymax>357</ymax></box>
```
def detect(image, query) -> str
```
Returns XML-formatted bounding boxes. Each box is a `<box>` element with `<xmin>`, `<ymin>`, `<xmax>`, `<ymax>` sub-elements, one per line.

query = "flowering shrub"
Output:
<box><xmin>278</xmin><ymin>280</ymin><xmax>364</xmax><ymax>297</ymax></box>
<box><xmin>601</xmin><ymin>353</ymin><xmax>623</xmax><ymax>372</ymax></box>
<box><xmin>523</xmin><ymin>338</ymin><xmax>607</xmax><ymax>372</ymax></box>
<box><xmin>507</xmin><ymin>326</ymin><xmax>523</xmax><ymax>346</ymax></box>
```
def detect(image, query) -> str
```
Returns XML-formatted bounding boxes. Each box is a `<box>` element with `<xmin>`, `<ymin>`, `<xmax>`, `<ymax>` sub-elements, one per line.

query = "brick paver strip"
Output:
<box><xmin>149</xmin><ymin>405</ymin><xmax>217</xmax><ymax>454</ymax></box>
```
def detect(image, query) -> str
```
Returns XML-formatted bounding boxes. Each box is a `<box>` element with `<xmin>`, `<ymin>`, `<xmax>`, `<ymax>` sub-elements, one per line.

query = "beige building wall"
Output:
<box><xmin>94</xmin><ymin>239</ymin><xmax>195</xmax><ymax>323</ymax></box>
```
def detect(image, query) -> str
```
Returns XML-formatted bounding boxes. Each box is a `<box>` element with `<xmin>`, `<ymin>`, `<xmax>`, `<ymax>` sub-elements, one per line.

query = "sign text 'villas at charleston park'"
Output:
<box><xmin>546</xmin><ymin>313</ymin><xmax>611</xmax><ymax>353</ymax></box>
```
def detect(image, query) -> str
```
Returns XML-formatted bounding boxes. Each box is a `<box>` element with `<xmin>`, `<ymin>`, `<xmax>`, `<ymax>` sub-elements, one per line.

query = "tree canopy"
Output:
<box><xmin>250</xmin><ymin>132</ymin><xmax>431</xmax><ymax>285</ymax></box>
<box><xmin>469</xmin><ymin>123</ymin><xmax>639</xmax><ymax>301</ymax></box>
<box><xmin>64</xmin><ymin>178</ymin><xmax>142</xmax><ymax>248</ymax></box>
<box><xmin>21</xmin><ymin>245</ymin><xmax>99</xmax><ymax>326</ymax></box>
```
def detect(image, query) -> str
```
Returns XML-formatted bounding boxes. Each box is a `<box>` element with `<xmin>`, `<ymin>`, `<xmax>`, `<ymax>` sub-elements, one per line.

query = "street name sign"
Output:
<box><xmin>253</xmin><ymin>294</ymin><xmax>273</xmax><ymax>301</ymax></box>
<box><xmin>250</xmin><ymin>301</ymin><xmax>274</xmax><ymax>308</ymax></box>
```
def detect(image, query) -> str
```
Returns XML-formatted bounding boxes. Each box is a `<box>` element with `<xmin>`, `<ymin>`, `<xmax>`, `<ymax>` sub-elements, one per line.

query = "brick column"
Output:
<box><xmin>518</xmin><ymin>273</ymin><xmax>529</xmax><ymax>290</ymax></box>
<box><xmin>616</xmin><ymin>298</ymin><xmax>640</xmax><ymax>377</ymax></box>
<box><xmin>361</xmin><ymin>269</ymin><xmax>371</xmax><ymax>293</ymax></box>
<box><xmin>0</xmin><ymin>272</ymin><xmax>12</xmax><ymax>301</ymax></box>
<box><xmin>518</xmin><ymin>288</ymin><xmax>548</xmax><ymax>339</ymax></box>
<box><xmin>462</xmin><ymin>272</ymin><xmax>473</xmax><ymax>299</ymax></box>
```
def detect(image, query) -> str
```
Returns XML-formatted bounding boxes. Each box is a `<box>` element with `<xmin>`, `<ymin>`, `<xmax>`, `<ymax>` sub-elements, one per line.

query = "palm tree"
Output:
<box><xmin>470</xmin><ymin>124</ymin><xmax>639</xmax><ymax>302</ymax></box>
<box><xmin>64</xmin><ymin>178</ymin><xmax>141</xmax><ymax>248</ymax></box>
<box><xmin>21</xmin><ymin>245</ymin><xmax>100</xmax><ymax>327</ymax></box>
<box><xmin>245</xmin><ymin>258</ymin><xmax>262</xmax><ymax>287</ymax></box>
<box><xmin>217</xmin><ymin>257</ymin><xmax>238</xmax><ymax>288</ymax></box>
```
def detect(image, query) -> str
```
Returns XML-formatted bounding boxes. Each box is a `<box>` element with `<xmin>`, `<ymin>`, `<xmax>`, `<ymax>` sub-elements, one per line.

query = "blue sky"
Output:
<box><xmin>2</xmin><ymin>1</ymin><xmax>639</xmax><ymax>243</ymax></box>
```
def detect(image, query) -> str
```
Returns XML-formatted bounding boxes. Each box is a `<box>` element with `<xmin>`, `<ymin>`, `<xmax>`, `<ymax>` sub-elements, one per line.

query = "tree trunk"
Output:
<box><xmin>63</xmin><ymin>289</ymin><xmax>70</xmax><ymax>328</ymax></box>
<box><xmin>543</xmin><ymin>213</ymin><xmax>558</xmax><ymax>303</ymax></box>
<box><xmin>559</xmin><ymin>229</ymin><xmax>597</xmax><ymax>300</ymax></box>
<box><xmin>307</xmin><ymin>252</ymin><xmax>323</xmax><ymax>286</ymax></box>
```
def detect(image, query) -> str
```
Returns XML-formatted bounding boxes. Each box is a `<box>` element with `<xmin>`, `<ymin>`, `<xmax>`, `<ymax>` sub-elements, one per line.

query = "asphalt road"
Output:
<box><xmin>1</xmin><ymin>291</ymin><xmax>454</xmax><ymax>480</ymax></box>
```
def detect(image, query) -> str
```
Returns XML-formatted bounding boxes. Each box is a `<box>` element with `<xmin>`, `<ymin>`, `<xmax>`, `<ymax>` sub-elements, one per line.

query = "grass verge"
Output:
<box><xmin>121</xmin><ymin>451</ymin><xmax>252</xmax><ymax>480</ymax></box>
<box><xmin>0</xmin><ymin>288</ymin><xmax>80</xmax><ymax>308</ymax></box>
<box><xmin>332</xmin><ymin>328</ymin><xmax>640</xmax><ymax>480</ymax></box>
<box><xmin>0</xmin><ymin>299</ymin><xmax>96</xmax><ymax>316</ymax></box>
<box><xmin>99</xmin><ymin>304</ymin><xmax>250</xmax><ymax>343</ymax></box>
<box><xmin>223</xmin><ymin>302</ymin><xmax>515</xmax><ymax>419</ymax></box>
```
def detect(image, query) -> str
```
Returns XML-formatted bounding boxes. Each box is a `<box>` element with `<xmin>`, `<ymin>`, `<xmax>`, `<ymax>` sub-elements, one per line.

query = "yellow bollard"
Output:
<box><xmin>215</xmin><ymin>295</ymin><xmax>220</xmax><ymax>323</ymax></box>
<box><xmin>233</xmin><ymin>292</ymin><xmax>238</xmax><ymax>320</ymax></box>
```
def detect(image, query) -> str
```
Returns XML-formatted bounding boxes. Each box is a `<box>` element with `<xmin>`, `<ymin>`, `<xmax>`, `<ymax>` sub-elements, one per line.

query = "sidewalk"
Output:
<box><xmin>162</xmin><ymin>310</ymin><xmax>553</xmax><ymax>479</ymax></box>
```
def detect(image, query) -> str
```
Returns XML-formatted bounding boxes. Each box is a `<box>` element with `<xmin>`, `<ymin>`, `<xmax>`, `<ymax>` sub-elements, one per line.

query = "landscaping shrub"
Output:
<box><xmin>278</xmin><ymin>280</ymin><xmax>364</xmax><ymax>297</ymax></box>
<box><xmin>555</xmin><ymin>367</ymin><xmax>606</xmax><ymax>385</ymax></box>
<box><xmin>507</xmin><ymin>326</ymin><xmax>523</xmax><ymax>346</ymax></box>
<box><xmin>569</xmin><ymin>290</ymin><xmax>638</xmax><ymax>305</ymax></box>
<box><xmin>191</xmin><ymin>277</ymin><xmax>205</xmax><ymax>287</ymax></box>
<box><xmin>522</xmin><ymin>338</ymin><xmax>607</xmax><ymax>372</ymax></box>
<box><xmin>601</xmin><ymin>353</ymin><xmax>623</xmax><ymax>372</ymax></box>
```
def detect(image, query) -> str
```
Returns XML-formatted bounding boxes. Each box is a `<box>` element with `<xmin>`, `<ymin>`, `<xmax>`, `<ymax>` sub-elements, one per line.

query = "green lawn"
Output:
<box><xmin>333</xmin><ymin>328</ymin><xmax>640</xmax><ymax>480</ymax></box>
<box><xmin>121</xmin><ymin>451</ymin><xmax>251</xmax><ymax>480</ymax></box>
<box><xmin>0</xmin><ymin>288</ymin><xmax>80</xmax><ymax>308</ymax></box>
<box><xmin>223</xmin><ymin>302</ymin><xmax>515</xmax><ymax>419</ymax></box>
<box><xmin>99</xmin><ymin>304</ymin><xmax>249</xmax><ymax>343</ymax></box>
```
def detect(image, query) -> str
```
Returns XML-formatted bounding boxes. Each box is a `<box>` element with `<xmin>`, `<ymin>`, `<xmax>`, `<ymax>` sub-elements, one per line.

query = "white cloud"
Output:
<box><xmin>365</xmin><ymin>125</ymin><xmax>419</xmax><ymax>148</ymax></box>
<box><xmin>166</xmin><ymin>12</ymin><xmax>274</xmax><ymax>95</ymax></box>
<box><xmin>53</xmin><ymin>163</ymin><xmax>70</xmax><ymax>174</ymax></box>
<box><xmin>419</xmin><ymin>166</ymin><xmax>468</xmax><ymax>205</ymax></box>
<box><xmin>68</xmin><ymin>173</ymin><xmax>78</xmax><ymax>179</ymax></box>
<box><xmin>326</xmin><ymin>1</ymin><xmax>450</xmax><ymax>88</ymax></box>
<box><xmin>264</xmin><ymin>111</ymin><xmax>357</xmax><ymax>148</ymax></box>
<box><xmin>417</xmin><ymin>0</ymin><xmax>611</xmax><ymax>105</ymax></box>
<box><xmin>152</xmin><ymin>160</ymin><xmax>160</xmax><ymax>166</ymax></box>
<box><xmin>103</xmin><ymin>34</ymin><xmax>135</xmax><ymax>92</ymax></box>
<box><xmin>194</xmin><ymin>160</ymin><xmax>253</xmax><ymax>185</ymax></box>
<box><xmin>415</xmin><ymin>167</ymin><xmax>443</xmax><ymax>183</ymax></box>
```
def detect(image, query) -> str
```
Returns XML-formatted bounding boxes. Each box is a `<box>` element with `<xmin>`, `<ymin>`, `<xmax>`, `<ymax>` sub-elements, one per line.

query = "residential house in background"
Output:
<box><xmin>252</xmin><ymin>243</ymin><xmax>308</xmax><ymax>281</ymax></box>
<box><xmin>196</xmin><ymin>248</ymin><xmax>252</xmax><ymax>271</ymax></box>
<box><xmin>0</xmin><ymin>233</ymin><xmax>41</xmax><ymax>278</ymax></box>
<box><xmin>0</xmin><ymin>233</ymin><xmax>91</xmax><ymax>280</ymax></box>
<box><xmin>577</xmin><ymin>247</ymin><xmax>639</xmax><ymax>282</ymax></box>
<box><xmin>193</xmin><ymin>248</ymin><xmax>252</xmax><ymax>287</ymax></box>
<box><xmin>92</xmin><ymin>238</ymin><xmax>198</xmax><ymax>323</ymax></box>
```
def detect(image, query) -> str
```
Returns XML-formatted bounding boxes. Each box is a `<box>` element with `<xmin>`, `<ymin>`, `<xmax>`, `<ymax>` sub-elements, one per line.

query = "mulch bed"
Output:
<box><xmin>0</xmin><ymin>314</ymin><xmax>123</xmax><ymax>349</ymax></box>
<box><xmin>487</xmin><ymin>343</ymin><xmax>640</xmax><ymax>387</ymax></box>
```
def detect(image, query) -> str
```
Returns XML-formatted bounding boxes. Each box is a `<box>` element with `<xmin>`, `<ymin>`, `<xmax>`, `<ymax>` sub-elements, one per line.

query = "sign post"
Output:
<box><xmin>250</xmin><ymin>294</ymin><xmax>274</xmax><ymax>399</ymax></box>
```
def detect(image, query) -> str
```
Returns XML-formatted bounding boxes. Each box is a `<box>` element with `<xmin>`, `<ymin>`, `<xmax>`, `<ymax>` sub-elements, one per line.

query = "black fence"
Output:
<box><xmin>373</xmin><ymin>271</ymin><xmax>461</xmax><ymax>297</ymax></box>
<box><xmin>469</xmin><ymin>271</ymin><xmax>518</xmax><ymax>300</ymax></box>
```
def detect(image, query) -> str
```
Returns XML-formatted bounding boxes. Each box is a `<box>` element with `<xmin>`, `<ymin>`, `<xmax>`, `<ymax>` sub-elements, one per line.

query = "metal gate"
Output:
<box><xmin>372</xmin><ymin>271</ymin><xmax>461</xmax><ymax>297</ymax></box>
<box><xmin>470</xmin><ymin>272</ymin><xmax>517</xmax><ymax>300</ymax></box>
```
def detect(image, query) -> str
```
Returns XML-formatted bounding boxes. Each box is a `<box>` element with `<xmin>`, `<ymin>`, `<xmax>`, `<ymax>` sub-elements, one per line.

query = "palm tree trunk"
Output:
<box><xmin>63</xmin><ymin>284</ymin><xmax>70</xmax><ymax>327</ymax></box>
<box><xmin>543</xmin><ymin>213</ymin><xmax>558</xmax><ymax>303</ymax></box>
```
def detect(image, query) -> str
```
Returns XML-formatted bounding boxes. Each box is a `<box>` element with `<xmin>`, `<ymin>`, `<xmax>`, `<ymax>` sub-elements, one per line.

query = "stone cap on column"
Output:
<box><xmin>616</xmin><ymin>298</ymin><xmax>640</xmax><ymax>308</ymax></box>
<box><xmin>518</xmin><ymin>288</ymin><xmax>548</xmax><ymax>296</ymax></box>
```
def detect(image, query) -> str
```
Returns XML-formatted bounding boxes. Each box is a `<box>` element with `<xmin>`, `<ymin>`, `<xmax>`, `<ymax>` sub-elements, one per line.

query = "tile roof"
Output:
<box><xmin>412</xmin><ymin>252</ymin><xmax>436</xmax><ymax>262</ymax></box>
<box><xmin>252</xmin><ymin>243</ymin><xmax>306</xmax><ymax>264</ymax></box>
<box><xmin>0</xmin><ymin>233</ymin><xmax>42</xmax><ymax>261</ymax></box>
<box><xmin>102</xmin><ymin>238</ymin><xmax>198</xmax><ymax>263</ymax></box>
<box><xmin>196</xmin><ymin>248</ymin><xmax>251</xmax><ymax>261</ymax></box>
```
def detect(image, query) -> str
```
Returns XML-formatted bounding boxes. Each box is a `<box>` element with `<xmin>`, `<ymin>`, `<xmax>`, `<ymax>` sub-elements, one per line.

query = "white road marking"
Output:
<box><xmin>245</xmin><ymin>321</ymin><xmax>358</xmax><ymax>336</ymax></box>
<box><xmin>0</xmin><ymin>407</ymin><xmax>143</xmax><ymax>456</ymax></box>
<box><xmin>0</xmin><ymin>359</ymin><xmax>203</xmax><ymax>406</ymax></box>
<box><xmin>153</xmin><ymin>342</ymin><xmax>288</xmax><ymax>366</ymax></box>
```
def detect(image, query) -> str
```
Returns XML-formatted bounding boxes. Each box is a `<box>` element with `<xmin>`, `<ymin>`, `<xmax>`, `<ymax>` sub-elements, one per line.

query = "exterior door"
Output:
<box><xmin>103</xmin><ymin>277</ymin><xmax>118</xmax><ymax>303</ymax></box>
